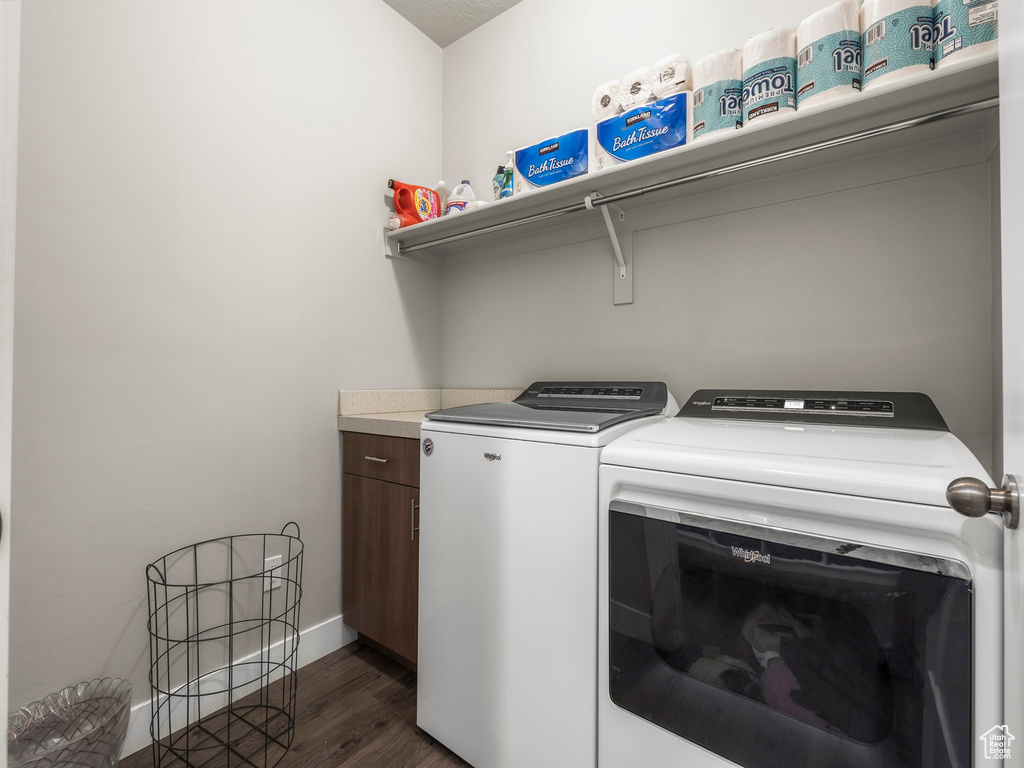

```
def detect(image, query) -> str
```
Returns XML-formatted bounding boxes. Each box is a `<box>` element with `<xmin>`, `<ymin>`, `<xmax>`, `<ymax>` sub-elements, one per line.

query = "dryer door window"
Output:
<box><xmin>607</xmin><ymin>503</ymin><xmax>972</xmax><ymax>768</ymax></box>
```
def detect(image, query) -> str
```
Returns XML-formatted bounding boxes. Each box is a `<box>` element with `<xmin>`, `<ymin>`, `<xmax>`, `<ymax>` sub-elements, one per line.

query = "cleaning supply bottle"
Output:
<box><xmin>435</xmin><ymin>180</ymin><xmax>450</xmax><ymax>213</ymax></box>
<box><xmin>445</xmin><ymin>180</ymin><xmax>476</xmax><ymax>215</ymax></box>
<box><xmin>492</xmin><ymin>165</ymin><xmax>505</xmax><ymax>201</ymax></box>
<box><xmin>500</xmin><ymin>151</ymin><xmax>514</xmax><ymax>199</ymax></box>
<box><xmin>387</xmin><ymin>179</ymin><xmax>441</xmax><ymax>227</ymax></box>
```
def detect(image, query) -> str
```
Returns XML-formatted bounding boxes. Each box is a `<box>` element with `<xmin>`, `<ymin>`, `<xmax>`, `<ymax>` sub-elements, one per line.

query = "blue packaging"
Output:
<box><xmin>693</xmin><ymin>80</ymin><xmax>742</xmax><ymax>140</ymax></box>
<box><xmin>933</xmin><ymin>0</ymin><xmax>997</xmax><ymax>66</ymax></box>
<box><xmin>797</xmin><ymin>30</ymin><xmax>862</xmax><ymax>106</ymax></box>
<box><xmin>513</xmin><ymin>129</ymin><xmax>589</xmax><ymax>194</ymax></box>
<box><xmin>862</xmin><ymin>4</ymin><xmax>935</xmax><ymax>88</ymax></box>
<box><xmin>594</xmin><ymin>92</ymin><xmax>691</xmax><ymax>171</ymax></box>
<box><xmin>742</xmin><ymin>56</ymin><xmax>797</xmax><ymax>122</ymax></box>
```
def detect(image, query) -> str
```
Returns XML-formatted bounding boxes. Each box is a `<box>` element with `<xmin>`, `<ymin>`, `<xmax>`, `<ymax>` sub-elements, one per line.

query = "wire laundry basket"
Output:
<box><xmin>146</xmin><ymin>523</ymin><xmax>303</xmax><ymax>768</ymax></box>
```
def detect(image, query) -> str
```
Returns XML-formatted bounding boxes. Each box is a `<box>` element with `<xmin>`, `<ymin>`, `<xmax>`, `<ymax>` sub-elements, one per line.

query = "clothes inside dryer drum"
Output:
<box><xmin>607</xmin><ymin>510</ymin><xmax>973</xmax><ymax>768</ymax></box>
<box><xmin>779</xmin><ymin>602</ymin><xmax>895</xmax><ymax>743</ymax></box>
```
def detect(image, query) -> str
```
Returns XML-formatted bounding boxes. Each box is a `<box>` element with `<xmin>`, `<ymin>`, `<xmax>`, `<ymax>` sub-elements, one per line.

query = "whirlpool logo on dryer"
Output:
<box><xmin>484</xmin><ymin>452</ymin><xmax>501</xmax><ymax>462</ymax></box>
<box><xmin>732</xmin><ymin>546</ymin><xmax>771</xmax><ymax>565</ymax></box>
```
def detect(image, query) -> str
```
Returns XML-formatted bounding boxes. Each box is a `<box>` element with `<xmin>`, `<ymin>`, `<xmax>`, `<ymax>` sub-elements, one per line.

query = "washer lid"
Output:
<box><xmin>601</xmin><ymin>417</ymin><xmax>992</xmax><ymax>507</ymax></box>
<box><xmin>426</xmin><ymin>381</ymin><xmax>670</xmax><ymax>433</ymax></box>
<box><xmin>425</xmin><ymin>401</ymin><xmax>665</xmax><ymax>433</ymax></box>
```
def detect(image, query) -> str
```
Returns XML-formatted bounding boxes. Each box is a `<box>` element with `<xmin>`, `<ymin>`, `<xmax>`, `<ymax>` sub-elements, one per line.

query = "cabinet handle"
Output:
<box><xmin>364</xmin><ymin>456</ymin><xmax>389</xmax><ymax>464</ymax></box>
<box><xmin>411</xmin><ymin>500</ymin><xmax>420</xmax><ymax>541</ymax></box>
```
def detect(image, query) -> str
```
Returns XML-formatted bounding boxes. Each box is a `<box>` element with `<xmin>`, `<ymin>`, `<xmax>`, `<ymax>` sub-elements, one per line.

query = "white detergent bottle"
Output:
<box><xmin>435</xmin><ymin>180</ymin><xmax>450</xmax><ymax>213</ymax></box>
<box><xmin>445</xmin><ymin>179</ymin><xmax>476</xmax><ymax>215</ymax></box>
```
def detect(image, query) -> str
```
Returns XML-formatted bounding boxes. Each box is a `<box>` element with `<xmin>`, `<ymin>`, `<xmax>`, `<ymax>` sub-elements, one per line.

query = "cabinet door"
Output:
<box><xmin>379</xmin><ymin>482</ymin><xmax>419</xmax><ymax>664</ymax></box>
<box><xmin>342</xmin><ymin>473</ymin><xmax>419</xmax><ymax>664</ymax></box>
<box><xmin>342</xmin><ymin>472</ymin><xmax>380</xmax><ymax>639</ymax></box>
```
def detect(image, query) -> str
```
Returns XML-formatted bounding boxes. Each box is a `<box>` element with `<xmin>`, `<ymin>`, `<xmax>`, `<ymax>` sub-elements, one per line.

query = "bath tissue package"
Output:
<box><xmin>594</xmin><ymin>92</ymin><xmax>691</xmax><ymax>170</ymax></box>
<box><xmin>933</xmin><ymin>0</ymin><xmax>997</xmax><ymax>67</ymax></box>
<box><xmin>651</xmin><ymin>53</ymin><xmax>693</xmax><ymax>99</ymax></box>
<box><xmin>861</xmin><ymin>0</ymin><xmax>936</xmax><ymax>89</ymax></box>
<box><xmin>693</xmin><ymin>49</ymin><xmax>743</xmax><ymax>140</ymax></box>
<box><xmin>592</xmin><ymin>80</ymin><xmax>623</xmax><ymax>121</ymax></box>
<box><xmin>742</xmin><ymin>29</ymin><xmax>798</xmax><ymax>123</ymax></box>
<box><xmin>797</xmin><ymin>1</ymin><xmax>863</xmax><ymax>107</ymax></box>
<box><xmin>513</xmin><ymin>128</ymin><xmax>590</xmax><ymax>194</ymax></box>
<box><xmin>619</xmin><ymin>67</ymin><xmax>656</xmax><ymax>110</ymax></box>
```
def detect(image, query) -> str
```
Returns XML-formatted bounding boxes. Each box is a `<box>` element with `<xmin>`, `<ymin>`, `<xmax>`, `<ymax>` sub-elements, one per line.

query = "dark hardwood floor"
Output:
<box><xmin>120</xmin><ymin>643</ymin><xmax>469</xmax><ymax>768</ymax></box>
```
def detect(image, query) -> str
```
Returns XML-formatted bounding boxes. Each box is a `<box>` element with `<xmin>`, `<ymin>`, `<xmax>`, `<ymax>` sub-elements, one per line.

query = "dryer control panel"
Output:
<box><xmin>680</xmin><ymin>390</ymin><xmax>948</xmax><ymax>430</ymax></box>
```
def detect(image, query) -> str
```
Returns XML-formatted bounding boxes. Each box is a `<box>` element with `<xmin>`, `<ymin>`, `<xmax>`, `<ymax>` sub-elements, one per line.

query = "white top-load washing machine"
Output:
<box><xmin>417</xmin><ymin>381</ymin><xmax>677</xmax><ymax>768</ymax></box>
<box><xmin>598</xmin><ymin>390</ymin><xmax>1003</xmax><ymax>768</ymax></box>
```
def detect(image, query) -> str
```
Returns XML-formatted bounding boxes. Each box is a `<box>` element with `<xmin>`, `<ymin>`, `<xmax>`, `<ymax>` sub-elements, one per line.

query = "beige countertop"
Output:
<box><xmin>337</xmin><ymin>410</ymin><xmax>433</xmax><ymax>439</ymax></box>
<box><xmin>338</xmin><ymin>388</ymin><xmax>521</xmax><ymax>439</ymax></box>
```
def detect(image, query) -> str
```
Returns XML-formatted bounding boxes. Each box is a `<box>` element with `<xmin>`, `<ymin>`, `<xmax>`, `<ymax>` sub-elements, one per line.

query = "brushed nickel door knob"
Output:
<box><xmin>946</xmin><ymin>475</ymin><xmax>1020</xmax><ymax>530</ymax></box>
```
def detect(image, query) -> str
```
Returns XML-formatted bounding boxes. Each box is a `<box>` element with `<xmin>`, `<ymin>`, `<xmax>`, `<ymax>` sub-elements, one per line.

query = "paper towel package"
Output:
<box><xmin>513</xmin><ymin>128</ymin><xmax>590</xmax><ymax>194</ymax></box>
<box><xmin>933</xmin><ymin>0</ymin><xmax>997</xmax><ymax>67</ymax></box>
<box><xmin>693</xmin><ymin>48</ymin><xmax>743</xmax><ymax>140</ymax></box>
<box><xmin>797</xmin><ymin>1</ymin><xmax>863</xmax><ymax>107</ymax></box>
<box><xmin>743</xmin><ymin>29</ymin><xmax>798</xmax><ymax>123</ymax></box>
<box><xmin>861</xmin><ymin>0</ymin><xmax>936</xmax><ymax>90</ymax></box>
<box><xmin>594</xmin><ymin>92</ymin><xmax>692</xmax><ymax>171</ymax></box>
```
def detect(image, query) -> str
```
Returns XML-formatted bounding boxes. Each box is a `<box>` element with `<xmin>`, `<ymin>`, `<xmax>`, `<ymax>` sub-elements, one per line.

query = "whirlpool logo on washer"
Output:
<box><xmin>483</xmin><ymin>452</ymin><xmax>501</xmax><ymax>462</ymax></box>
<box><xmin>732</xmin><ymin>546</ymin><xmax>771</xmax><ymax>565</ymax></box>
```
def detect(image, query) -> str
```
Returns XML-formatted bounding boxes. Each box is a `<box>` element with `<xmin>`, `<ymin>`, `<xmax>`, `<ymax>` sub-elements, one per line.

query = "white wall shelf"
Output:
<box><xmin>385</xmin><ymin>53</ymin><xmax>999</xmax><ymax>305</ymax></box>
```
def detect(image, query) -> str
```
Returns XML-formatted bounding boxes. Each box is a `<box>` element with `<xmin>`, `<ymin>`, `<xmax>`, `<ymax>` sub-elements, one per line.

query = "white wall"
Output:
<box><xmin>11</xmin><ymin>0</ymin><xmax>441</xmax><ymax>712</ymax></box>
<box><xmin>441</xmin><ymin>0</ymin><xmax>997</xmax><ymax>470</ymax></box>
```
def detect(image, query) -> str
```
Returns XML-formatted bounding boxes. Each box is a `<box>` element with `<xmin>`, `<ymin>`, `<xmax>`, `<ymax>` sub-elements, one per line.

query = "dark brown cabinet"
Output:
<box><xmin>342</xmin><ymin>431</ymin><xmax>419</xmax><ymax>666</ymax></box>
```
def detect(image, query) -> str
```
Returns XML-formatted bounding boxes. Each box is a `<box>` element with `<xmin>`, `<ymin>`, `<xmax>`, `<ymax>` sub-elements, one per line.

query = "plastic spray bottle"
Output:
<box><xmin>500</xmin><ymin>151</ymin><xmax>514</xmax><ymax>199</ymax></box>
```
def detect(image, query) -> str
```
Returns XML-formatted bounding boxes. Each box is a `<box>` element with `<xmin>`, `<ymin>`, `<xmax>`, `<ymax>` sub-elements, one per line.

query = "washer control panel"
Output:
<box><xmin>537</xmin><ymin>386</ymin><xmax>644</xmax><ymax>400</ymax></box>
<box><xmin>518</xmin><ymin>381</ymin><xmax>668</xmax><ymax>410</ymax></box>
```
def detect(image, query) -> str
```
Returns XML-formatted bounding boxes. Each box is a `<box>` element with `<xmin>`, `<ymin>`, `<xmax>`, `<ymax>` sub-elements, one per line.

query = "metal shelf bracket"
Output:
<box><xmin>383</xmin><ymin>227</ymin><xmax>399</xmax><ymax>259</ymax></box>
<box><xmin>586</xmin><ymin>194</ymin><xmax>627</xmax><ymax>279</ymax></box>
<box><xmin>585</xmin><ymin>193</ymin><xmax>633</xmax><ymax>305</ymax></box>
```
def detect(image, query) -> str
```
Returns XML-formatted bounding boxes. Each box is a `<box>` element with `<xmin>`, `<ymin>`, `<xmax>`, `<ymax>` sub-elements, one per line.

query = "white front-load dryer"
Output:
<box><xmin>598</xmin><ymin>390</ymin><xmax>1003</xmax><ymax>768</ymax></box>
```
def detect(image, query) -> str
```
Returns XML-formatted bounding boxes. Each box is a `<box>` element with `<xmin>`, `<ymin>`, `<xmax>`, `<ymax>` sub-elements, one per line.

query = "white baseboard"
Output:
<box><xmin>121</xmin><ymin>614</ymin><xmax>357</xmax><ymax>758</ymax></box>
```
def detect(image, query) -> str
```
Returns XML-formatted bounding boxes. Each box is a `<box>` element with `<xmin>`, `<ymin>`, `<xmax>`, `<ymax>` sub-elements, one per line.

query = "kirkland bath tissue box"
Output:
<box><xmin>594</xmin><ymin>92</ymin><xmax>692</xmax><ymax>171</ymax></box>
<box><xmin>513</xmin><ymin>129</ymin><xmax>590</xmax><ymax>194</ymax></box>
